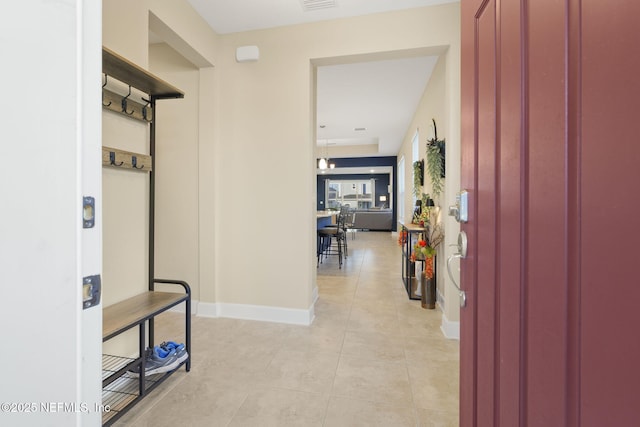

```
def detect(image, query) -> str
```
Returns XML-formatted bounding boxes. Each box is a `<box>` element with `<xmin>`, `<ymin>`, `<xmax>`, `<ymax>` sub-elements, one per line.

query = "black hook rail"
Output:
<box><xmin>102</xmin><ymin>83</ymin><xmax>153</xmax><ymax>123</ymax></box>
<box><xmin>102</xmin><ymin>146</ymin><xmax>152</xmax><ymax>172</ymax></box>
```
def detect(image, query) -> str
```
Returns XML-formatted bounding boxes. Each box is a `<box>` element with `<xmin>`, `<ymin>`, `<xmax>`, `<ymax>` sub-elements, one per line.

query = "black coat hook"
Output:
<box><xmin>102</xmin><ymin>75</ymin><xmax>112</xmax><ymax>107</ymax></box>
<box><xmin>109</xmin><ymin>151</ymin><xmax>124</xmax><ymax>166</ymax></box>
<box><xmin>432</xmin><ymin>118</ymin><xmax>438</xmax><ymax>141</ymax></box>
<box><xmin>131</xmin><ymin>155</ymin><xmax>144</xmax><ymax>170</ymax></box>
<box><xmin>142</xmin><ymin>98</ymin><xmax>152</xmax><ymax>122</ymax></box>
<box><xmin>121</xmin><ymin>85</ymin><xmax>135</xmax><ymax>115</ymax></box>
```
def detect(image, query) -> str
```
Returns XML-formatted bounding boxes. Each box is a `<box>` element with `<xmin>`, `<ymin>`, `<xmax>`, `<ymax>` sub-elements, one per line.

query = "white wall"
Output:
<box><xmin>80</xmin><ymin>0</ymin><xmax>105</xmax><ymax>423</ymax></box>
<box><xmin>0</xmin><ymin>1</ymin><xmax>102</xmax><ymax>426</ymax></box>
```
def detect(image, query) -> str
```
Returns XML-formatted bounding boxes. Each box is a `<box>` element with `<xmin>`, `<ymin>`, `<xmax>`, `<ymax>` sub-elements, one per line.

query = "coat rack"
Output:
<box><xmin>100</xmin><ymin>46</ymin><xmax>186</xmax><ymax>427</ymax></box>
<box><xmin>101</xmin><ymin>46</ymin><xmax>184</xmax><ymax>123</ymax></box>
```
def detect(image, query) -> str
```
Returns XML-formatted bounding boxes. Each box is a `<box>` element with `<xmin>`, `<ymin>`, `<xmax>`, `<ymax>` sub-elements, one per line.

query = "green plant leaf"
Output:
<box><xmin>426</xmin><ymin>141</ymin><xmax>444</xmax><ymax>198</ymax></box>
<box><xmin>413</xmin><ymin>160</ymin><xmax>423</xmax><ymax>198</ymax></box>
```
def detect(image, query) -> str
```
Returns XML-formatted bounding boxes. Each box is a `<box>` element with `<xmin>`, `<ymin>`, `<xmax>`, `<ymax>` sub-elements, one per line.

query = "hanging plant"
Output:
<box><xmin>426</xmin><ymin>118</ymin><xmax>445</xmax><ymax>198</ymax></box>
<box><xmin>412</xmin><ymin>159</ymin><xmax>424</xmax><ymax>199</ymax></box>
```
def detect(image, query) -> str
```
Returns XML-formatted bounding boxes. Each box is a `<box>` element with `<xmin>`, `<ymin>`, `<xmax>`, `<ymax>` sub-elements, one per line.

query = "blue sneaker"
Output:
<box><xmin>160</xmin><ymin>341</ymin><xmax>188</xmax><ymax>364</ymax></box>
<box><xmin>130</xmin><ymin>346</ymin><xmax>179</xmax><ymax>377</ymax></box>
<box><xmin>154</xmin><ymin>344</ymin><xmax>174</xmax><ymax>359</ymax></box>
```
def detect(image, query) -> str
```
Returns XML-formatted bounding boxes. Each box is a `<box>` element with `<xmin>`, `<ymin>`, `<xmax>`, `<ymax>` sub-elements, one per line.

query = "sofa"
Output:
<box><xmin>351</xmin><ymin>209</ymin><xmax>393</xmax><ymax>231</ymax></box>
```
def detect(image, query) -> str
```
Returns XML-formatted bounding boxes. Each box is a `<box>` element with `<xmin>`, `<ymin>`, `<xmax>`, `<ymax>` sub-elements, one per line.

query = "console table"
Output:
<box><xmin>398</xmin><ymin>221</ymin><xmax>426</xmax><ymax>300</ymax></box>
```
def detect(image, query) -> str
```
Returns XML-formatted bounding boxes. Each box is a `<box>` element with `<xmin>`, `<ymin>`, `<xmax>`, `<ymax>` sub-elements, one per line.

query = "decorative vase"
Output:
<box><xmin>420</xmin><ymin>271</ymin><xmax>436</xmax><ymax>309</ymax></box>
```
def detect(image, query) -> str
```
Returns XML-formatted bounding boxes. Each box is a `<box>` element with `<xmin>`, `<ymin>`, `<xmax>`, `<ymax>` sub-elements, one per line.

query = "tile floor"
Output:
<box><xmin>114</xmin><ymin>231</ymin><xmax>459</xmax><ymax>426</ymax></box>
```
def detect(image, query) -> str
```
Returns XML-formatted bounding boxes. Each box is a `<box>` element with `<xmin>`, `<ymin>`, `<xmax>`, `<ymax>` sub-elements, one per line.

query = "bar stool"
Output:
<box><xmin>324</xmin><ymin>205</ymin><xmax>351</xmax><ymax>257</ymax></box>
<box><xmin>317</xmin><ymin>211</ymin><xmax>346</xmax><ymax>268</ymax></box>
<box><xmin>344</xmin><ymin>207</ymin><xmax>356</xmax><ymax>242</ymax></box>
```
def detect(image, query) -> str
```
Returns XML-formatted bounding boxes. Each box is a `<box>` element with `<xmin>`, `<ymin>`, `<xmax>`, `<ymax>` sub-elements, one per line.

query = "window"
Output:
<box><xmin>412</xmin><ymin>129</ymin><xmax>420</xmax><ymax>164</ymax></box>
<box><xmin>326</xmin><ymin>179</ymin><xmax>375</xmax><ymax>210</ymax></box>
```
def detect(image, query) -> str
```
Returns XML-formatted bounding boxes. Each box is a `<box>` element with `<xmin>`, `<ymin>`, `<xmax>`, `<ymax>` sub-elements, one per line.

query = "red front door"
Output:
<box><xmin>460</xmin><ymin>0</ymin><xmax>640</xmax><ymax>425</ymax></box>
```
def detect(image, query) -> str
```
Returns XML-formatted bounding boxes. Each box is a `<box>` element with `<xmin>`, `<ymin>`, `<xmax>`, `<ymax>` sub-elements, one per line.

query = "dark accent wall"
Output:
<box><xmin>316</xmin><ymin>156</ymin><xmax>397</xmax><ymax>231</ymax></box>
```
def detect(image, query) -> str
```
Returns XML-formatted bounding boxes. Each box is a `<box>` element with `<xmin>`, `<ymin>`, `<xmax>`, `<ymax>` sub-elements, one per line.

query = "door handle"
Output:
<box><xmin>446</xmin><ymin>231</ymin><xmax>467</xmax><ymax>308</ymax></box>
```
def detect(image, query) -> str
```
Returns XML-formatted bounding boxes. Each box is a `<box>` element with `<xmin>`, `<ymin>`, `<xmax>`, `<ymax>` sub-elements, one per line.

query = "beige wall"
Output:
<box><xmin>397</xmin><ymin>54</ymin><xmax>448</xmax><ymax>223</ymax></box>
<box><xmin>215</xmin><ymin>3</ymin><xmax>461</xmax><ymax>316</ymax></box>
<box><xmin>102</xmin><ymin>0</ymin><xmax>217</xmax><ymax>354</ymax></box>
<box><xmin>102</xmin><ymin>112</ymin><xmax>150</xmax><ymax>307</ymax></box>
<box><xmin>396</xmin><ymin>52</ymin><xmax>461</xmax><ymax>326</ymax></box>
<box><xmin>149</xmin><ymin>44</ymin><xmax>201</xmax><ymax>297</ymax></box>
<box><xmin>102</xmin><ymin>0</ymin><xmax>460</xmax><ymax>324</ymax></box>
<box><xmin>396</xmin><ymin>52</ymin><xmax>447</xmax><ymax>298</ymax></box>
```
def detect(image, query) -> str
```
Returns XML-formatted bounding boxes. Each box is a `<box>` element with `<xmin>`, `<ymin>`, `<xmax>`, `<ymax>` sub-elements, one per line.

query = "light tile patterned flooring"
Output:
<box><xmin>115</xmin><ymin>231</ymin><xmax>459</xmax><ymax>426</ymax></box>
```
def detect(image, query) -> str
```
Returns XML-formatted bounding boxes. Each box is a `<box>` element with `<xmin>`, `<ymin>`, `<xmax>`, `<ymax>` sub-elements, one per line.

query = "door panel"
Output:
<box><xmin>525</xmin><ymin>0</ymin><xmax>570</xmax><ymax>423</ymax></box>
<box><xmin>580</xmin><ymin>3</ymin><xmax>640</xmax><ymax>425</ymax></box>
<box><xmin>461</xmin><ymin>0</ymin><xmax>640</xmax><ymax>425</ymax></box>
<box><xmin>475</xmin><ymin>2</ymin><xmax>497</xmax><ymax>426</ymax></box>
<box><xmin>496</xmin><ymin>0</ymin><xmax>524</xmax><ymax>424</ymax></box>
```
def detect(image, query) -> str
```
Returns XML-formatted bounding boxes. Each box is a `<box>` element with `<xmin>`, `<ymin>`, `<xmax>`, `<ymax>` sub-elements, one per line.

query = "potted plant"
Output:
<box><xmin>410</xmin><ymin>220</ymin><xmax>444</xmax><ymax>309</ymax></box>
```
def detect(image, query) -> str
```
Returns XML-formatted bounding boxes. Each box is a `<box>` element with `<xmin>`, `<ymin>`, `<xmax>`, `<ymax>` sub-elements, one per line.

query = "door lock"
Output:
<box><xmin>448</xmin><ymin>190</ymin><xmax>469</xmax><ymax>223</ymax></box>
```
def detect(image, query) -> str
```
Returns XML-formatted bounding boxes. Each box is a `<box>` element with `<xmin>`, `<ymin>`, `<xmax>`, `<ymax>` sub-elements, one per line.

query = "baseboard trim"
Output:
<box><xmin>440</xmin><ymin>312</ymin><xmax>460</xmax><ymax>340</ymax></box>
<box><xmin>197</xmin><ymin>302</ymin><xmax>314</xmax><ymax>326</ymax></box>
<box><xmin>197</xmin><ymin>301</ymin><xmax>218</xmax><ymax>318</ymax></box>
<box><xmin>168</xmin><ymin>299</ymin><xmax>199</xmax><ymax>315</ymax></box>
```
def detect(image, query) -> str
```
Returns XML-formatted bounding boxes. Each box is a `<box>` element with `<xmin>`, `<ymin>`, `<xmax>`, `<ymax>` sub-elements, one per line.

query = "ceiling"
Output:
<box><xmin>316</xmin><ymin>56</ymin><xmax>438</xmax><ymax>157</ymax></box>
<box><xmin>187</xmin><ymin>0</ymin><xmax>458</xmax><ymax>35</ymax></box>
<box><xmin>180</xmin><ymin>0</ymin><xmax>456</xmax><ymax>161</ymax></box>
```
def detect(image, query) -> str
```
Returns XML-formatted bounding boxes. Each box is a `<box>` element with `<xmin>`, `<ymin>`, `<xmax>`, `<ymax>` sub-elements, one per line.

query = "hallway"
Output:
<box><xmin>116</xmin><ymin>231</ymin><xmax>459</xmax><ymax>426</ymax></box>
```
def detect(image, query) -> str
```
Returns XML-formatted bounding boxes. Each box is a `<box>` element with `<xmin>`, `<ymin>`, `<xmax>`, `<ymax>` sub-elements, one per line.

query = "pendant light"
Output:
<box><xmin>318</xmin><ymin>133</ymin><xmax>329</xmax><ymax>169</ymax></box>
<box><xmin>318</xmin><ymin>124</ymin><xmax>337</xmax><ymax>170</ymax></box>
